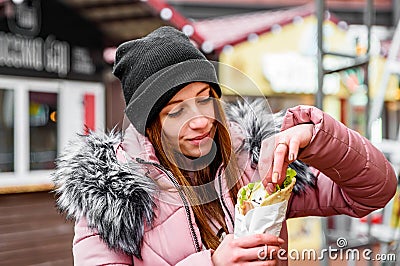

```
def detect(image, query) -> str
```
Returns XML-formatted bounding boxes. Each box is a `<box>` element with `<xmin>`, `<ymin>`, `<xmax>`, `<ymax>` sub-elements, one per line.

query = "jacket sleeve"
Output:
<box><xmin>283</xmin><ymin>105</ymin><xmax>397</xmax><ymax>218</ymax></box>
<box><xmin>73</xmin><ymin>218</ymin><xmax>133</xmax><ymax>266</ymax></box>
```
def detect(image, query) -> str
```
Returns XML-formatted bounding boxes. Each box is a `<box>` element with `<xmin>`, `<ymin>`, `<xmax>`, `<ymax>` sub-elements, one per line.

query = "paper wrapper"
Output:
<box><xmin>234</xmin><ymin>177</ymin><xmax>296</xmax><ymax>238</ymax></box>
<box><xmin>234</xmin><ymin>201</ymin><xmax>288</xmax><ymax>238</ymax></box>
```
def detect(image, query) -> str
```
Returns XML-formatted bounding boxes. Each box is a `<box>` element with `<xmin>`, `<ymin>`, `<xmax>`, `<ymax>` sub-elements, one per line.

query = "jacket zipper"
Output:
<box><xmin>216</xmin><ymin>167</ymin><xmax>235</xmax><ymax>229</ymax></box>
<box><xmin>135</xmin><ymin>157</ymin><xmax>201</xmax><ymax>252</ymax></box>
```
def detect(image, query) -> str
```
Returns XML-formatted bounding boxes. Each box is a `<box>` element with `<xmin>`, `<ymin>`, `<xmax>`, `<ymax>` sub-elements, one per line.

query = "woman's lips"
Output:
<box><xmin>188</xmin><ymin>132</ymin><xmax>210</xmax><ymax>145</ymax></box>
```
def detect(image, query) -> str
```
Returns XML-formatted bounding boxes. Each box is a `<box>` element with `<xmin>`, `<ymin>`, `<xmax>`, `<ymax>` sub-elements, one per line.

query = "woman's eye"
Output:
<box><xmin>167</xmin><ymin>108</ymin><xmax>183</xmax><ymax>118</ymax></box>
<box><xmin>198</xmin><ymin>97</ymin><xmax>213</xmax><ymax>104</ymax></box>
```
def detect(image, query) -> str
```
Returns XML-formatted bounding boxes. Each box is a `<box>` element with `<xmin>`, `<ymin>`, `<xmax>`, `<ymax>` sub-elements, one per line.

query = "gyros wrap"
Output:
<box><xmin>234</xmin><ymin>168</ymin><xmax>297</xmax><ymax>238</ymax></box>
<box><xmin>238</xmin><ymin>168</ymin><xmax>297</xmax><ymax>215</ymax></box>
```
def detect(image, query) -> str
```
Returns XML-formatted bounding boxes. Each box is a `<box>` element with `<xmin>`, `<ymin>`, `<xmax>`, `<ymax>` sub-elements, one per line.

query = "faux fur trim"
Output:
<box><xmin>51</xmin><ymin>131</ymin><xmax>157</xmax><ymax>259</ymax></box>
<box><xmin>224</xmin><ymin>98</ymin><xmax>316</xmax><ymax>194</ymax></box>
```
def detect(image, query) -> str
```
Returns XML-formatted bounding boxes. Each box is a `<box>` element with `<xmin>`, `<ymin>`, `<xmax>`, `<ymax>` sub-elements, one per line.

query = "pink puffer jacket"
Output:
<box><xmin>53</xmin><ymin>103</ymin><xmax>397</xmax><ymax>266</ymax></box>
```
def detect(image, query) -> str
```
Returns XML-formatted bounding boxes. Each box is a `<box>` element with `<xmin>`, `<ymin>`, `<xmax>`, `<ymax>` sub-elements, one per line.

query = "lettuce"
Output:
<box><xmin>276</xmin><ymin>167</ymin><xmax>297</xmax><ymax>191</ymax></box>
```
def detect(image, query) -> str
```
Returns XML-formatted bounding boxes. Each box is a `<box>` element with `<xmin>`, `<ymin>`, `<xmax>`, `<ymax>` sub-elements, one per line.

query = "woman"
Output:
<box><xmin>52</xmin><ymin>26</ymin><xmax>397</xmax><ymax>265</ymax></box>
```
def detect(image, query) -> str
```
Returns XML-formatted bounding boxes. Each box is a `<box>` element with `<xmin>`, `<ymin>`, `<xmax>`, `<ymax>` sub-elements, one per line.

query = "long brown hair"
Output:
<box><xmin>146</xmin><ymin>88</ymin><xmax>241</xmax><ymax>250</ymax></box>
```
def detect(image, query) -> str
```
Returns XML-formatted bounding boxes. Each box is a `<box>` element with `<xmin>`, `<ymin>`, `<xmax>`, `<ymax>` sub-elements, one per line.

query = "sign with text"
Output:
<box><xmin>0</xmin><ymin>0</ymin><xmax>102</xmax><ymax>81</ymax></box>
<box><xmin>0</xmin><ymin>33</ymin><xmax>69</xmax><ymax>76</ymax></box>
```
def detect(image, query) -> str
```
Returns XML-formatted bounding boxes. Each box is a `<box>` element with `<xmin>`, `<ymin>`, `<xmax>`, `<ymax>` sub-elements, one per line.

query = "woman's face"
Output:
<box><xmin>159</xmin><ymin>82</ymin><xmax>217</xmax><ymax>158</ymax></box>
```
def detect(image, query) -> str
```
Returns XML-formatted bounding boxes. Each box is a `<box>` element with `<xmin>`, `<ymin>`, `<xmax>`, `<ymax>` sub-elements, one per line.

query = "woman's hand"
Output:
<box><xmin>258</xmin><ymin>124</ymin><xmax>313</xmax><ymax>193</ymax></box>
<box><xmin>211</xmin><ymin>233</ymin><xmax>284</xmax><ymax>265</ymax></box>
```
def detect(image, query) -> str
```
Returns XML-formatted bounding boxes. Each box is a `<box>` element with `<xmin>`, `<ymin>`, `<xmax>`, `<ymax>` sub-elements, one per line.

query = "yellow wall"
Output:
<box><xmin>369</xmin><ymin>56</ymin><xmax>399</xmax><ymax>100</ymax></box>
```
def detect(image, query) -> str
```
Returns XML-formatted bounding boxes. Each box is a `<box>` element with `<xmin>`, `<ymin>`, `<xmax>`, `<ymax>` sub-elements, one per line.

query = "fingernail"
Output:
<box><xmin>278</xmin><ymin>238</ymin><xmax>285</xmax><ymax>244</ymax></box>
<box><xmin>272</xmin><ymin>172</ymin><xmax>279</xmax><ymax>183</ymax></box>
<box><xmin>289</xmin><ymin>153</ymin><xmax>294</xmax><ymax>161</ymax></box>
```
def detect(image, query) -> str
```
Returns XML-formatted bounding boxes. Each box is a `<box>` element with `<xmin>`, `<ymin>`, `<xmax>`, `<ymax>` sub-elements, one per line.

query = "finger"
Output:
<box><xmin>265</xmin><ymin>181</ymin><xmax>276</xmax><ymax>193</ymax></box>
<box><xmin>231</xmin><ymin>245</ymin><xmax>280</xmax><ymax>265</ymax></box>
<box><xmin>279</xmin><ymin>161</ymin><xmax>290</xmax><ymax>186</ymax></box>
<box><xmin>287</xmin><ymin>137</ymin><xmax>300</xmax><ymax>162</ymax></box>
<box><xmin>236</xmin><ymin>234</ymin><xmax>285</xmax><ymax>249</ymax></box>
<box><xmin>252</xmin><ymin>246</ymin><xmax>279</xmax><ymax>265</ymax></box>
<box><xmin>239</xmin><ymin>245</ymin><xmax>281</xmax><ymax>261</ymax></box>
<box><xmin>268</xmin><ymin>161</ymin><xmax>288</xmax><ymax>193</ymax></box>
<box><xmin>258</xmin><ymin>136</ymin><xmax>275</xmax><ymax>182</ymax></box>
<box><xmin>262</xmin><ymin>162</ymin><xmax>274</xmax><ymax>188</ymax></box>
<box><xmin>271</xmin><ymin>142</ymin><xmax>288</xmax><ymax>184</ymax></box>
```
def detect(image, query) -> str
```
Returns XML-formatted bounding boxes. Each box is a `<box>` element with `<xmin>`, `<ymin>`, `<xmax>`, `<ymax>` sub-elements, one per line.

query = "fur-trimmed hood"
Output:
<box><xmin>51</xmin><ymin>98</ymin><xmax>315</xmax><ymax>259</ymax></box>
<box><xmin>52</xmin><ymin>131</ymin><xmax>157</xmax><ymax>259</ymax></box>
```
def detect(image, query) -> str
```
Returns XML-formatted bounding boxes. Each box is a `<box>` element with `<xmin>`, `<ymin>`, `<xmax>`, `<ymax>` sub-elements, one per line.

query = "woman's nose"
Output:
<box><xmin>188</xmin><ymin>116</ymin><xmax>209</xmax><ymax>129</ymax></box>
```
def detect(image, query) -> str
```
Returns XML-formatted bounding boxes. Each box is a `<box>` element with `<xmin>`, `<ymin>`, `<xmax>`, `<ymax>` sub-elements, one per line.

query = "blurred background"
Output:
<box><xmin>1</xmin><ymin>0</ymin><xmax>400</xmax><ymax>265</ymax></box>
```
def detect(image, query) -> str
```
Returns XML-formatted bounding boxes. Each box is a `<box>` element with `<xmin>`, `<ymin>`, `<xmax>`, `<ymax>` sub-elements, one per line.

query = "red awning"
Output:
<box><xmin>147</xmin><ymin>1</ymin><xmax>341</xmax><ymax>54</ymax></box>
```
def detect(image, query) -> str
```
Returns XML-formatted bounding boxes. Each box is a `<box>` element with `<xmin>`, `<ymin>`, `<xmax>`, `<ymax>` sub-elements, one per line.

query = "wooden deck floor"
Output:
<box><xmin>0</xmin><ymin>191</ymin><xmax>74</xmax><ymax>266</ymax></box>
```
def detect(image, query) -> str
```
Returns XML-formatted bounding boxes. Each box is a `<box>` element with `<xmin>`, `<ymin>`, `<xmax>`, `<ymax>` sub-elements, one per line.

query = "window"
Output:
<box><xmin>29</xmin><ymin>91</ymin><xmax>57</xmax><ymax>170</ymax></box>
<box><xmin>0</xmin><ymin>78</ymin><xmax>104</xmax><ymax>191</ymax></box>
<box><xmin>0</xmin><ymin>89</ymin><xmax>14</xmax><ymax>172</ymax></box>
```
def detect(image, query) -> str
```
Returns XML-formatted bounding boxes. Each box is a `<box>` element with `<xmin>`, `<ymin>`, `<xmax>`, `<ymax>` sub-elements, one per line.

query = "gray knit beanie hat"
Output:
<box><xmin>113</xmin><ymin>26</ymin><xmax>221</xmax><ymax>135</ymax></box>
